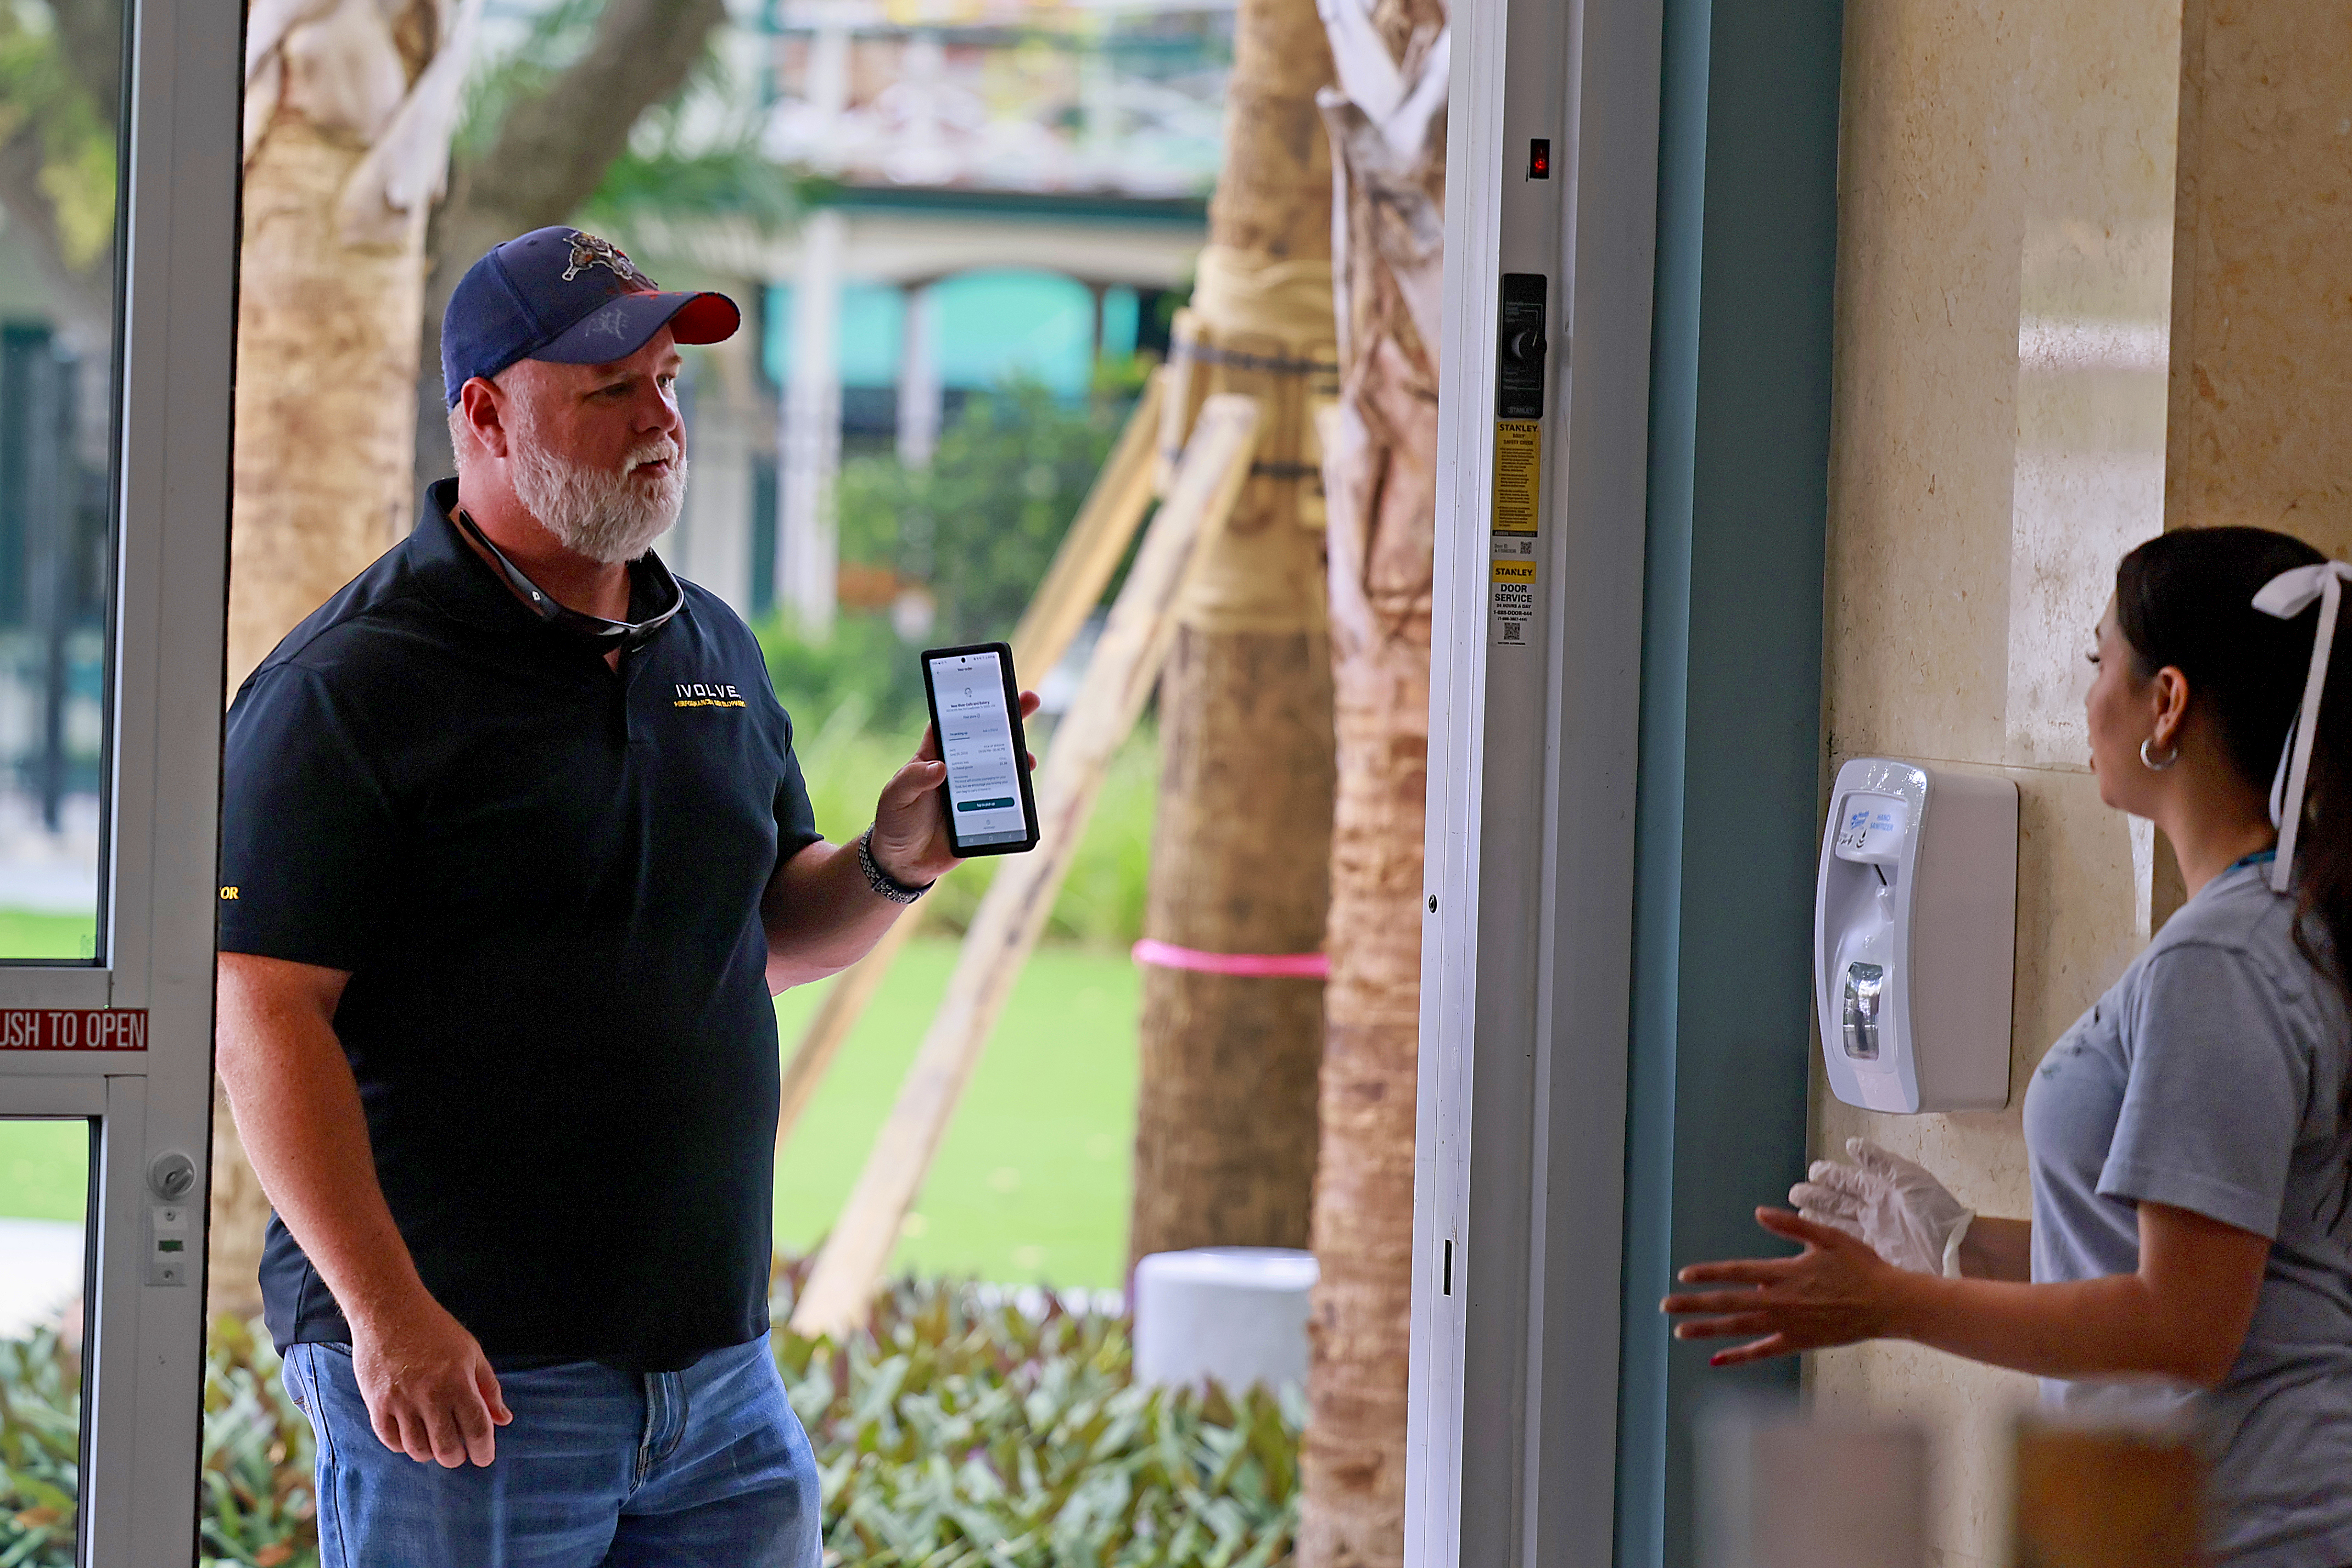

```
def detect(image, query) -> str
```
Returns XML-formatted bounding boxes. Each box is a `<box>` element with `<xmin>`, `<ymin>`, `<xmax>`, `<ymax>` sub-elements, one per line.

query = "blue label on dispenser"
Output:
<box><xmin>1833</xmin><ymin>792</ymin><xmax>1910</xmax><ymax>863</ymax></box>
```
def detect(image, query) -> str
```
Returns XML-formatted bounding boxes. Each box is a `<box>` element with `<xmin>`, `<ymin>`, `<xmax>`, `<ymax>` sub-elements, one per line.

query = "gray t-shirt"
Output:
<box><xmin>2024</xmin><ymin>858</ymin><xmax>2352</xmax><ymax>1567</ymax></box>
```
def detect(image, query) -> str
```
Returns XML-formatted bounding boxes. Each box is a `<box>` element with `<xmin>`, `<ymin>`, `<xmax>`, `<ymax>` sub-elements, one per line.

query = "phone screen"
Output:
<box><xmin>923</xmin><ymin>646</ymin><xmax>1035</xmax><ymax>852</ymax></box>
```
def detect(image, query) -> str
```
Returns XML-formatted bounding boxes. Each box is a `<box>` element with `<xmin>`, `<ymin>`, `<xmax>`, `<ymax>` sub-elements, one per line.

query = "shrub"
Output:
<box><xmin>763</xmin><ymin>365</ymin><xmax>1155</xmax><ymax>742</ymax></box>
<box><xmin>765</xmin><ymin>612</ymin><xmax>936</xmax><ymax>742</ymax></box>
<box><xmin>198</xmin><ymin>1315</ymin><xmax>317</xmax><ymax>1566</ymax></box>
<box><xmin>0</xmin><ymin>1262</ymin><xmax>1297</xmax><ymax>1568</ymax></box>
<box><xmin>836</xmin><ymin>371</ymin><xmax>1149</xmax><ymax>653</ymax></box>
<box><xmin>0</xmin><ymin>1315</ymin><xmax>319</xmax><ymax>1568</ymax></box>
<box><xmin>773</xmin><ymin>1256</ymin><xmax>1301</xmax><ymax>1568</ymax></box>
<box><xmin>0</xmin><ymin>1328</ymin><xmax>82</xmax><ymax>1567</ymax></box>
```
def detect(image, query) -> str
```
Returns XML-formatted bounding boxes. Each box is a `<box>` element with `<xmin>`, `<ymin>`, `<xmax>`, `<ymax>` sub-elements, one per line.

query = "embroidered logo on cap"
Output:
<box><xmin>562</xmin><ymin>232</ymin><xmax>650</xmax><ymax>287</ymax></box>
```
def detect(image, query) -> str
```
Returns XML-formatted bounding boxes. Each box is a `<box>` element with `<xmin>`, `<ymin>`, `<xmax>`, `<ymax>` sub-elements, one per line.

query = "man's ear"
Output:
<box><xmin>458</xmin><ymin>376</ymin><xmax>511</xmax><ymax>462</ymax></box>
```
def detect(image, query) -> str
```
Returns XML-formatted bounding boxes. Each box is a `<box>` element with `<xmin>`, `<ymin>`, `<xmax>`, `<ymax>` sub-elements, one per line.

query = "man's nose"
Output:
<box><xmin>639</xmin><ymin>386</ymin><xmax>683</xmax><ymax>443</ymax></box>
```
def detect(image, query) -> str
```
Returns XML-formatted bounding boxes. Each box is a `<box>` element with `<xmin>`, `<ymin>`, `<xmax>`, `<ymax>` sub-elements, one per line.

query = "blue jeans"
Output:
<box><xmin>281</xmin><ymin>1334</ymin><xmax>822</xmax><ymax>1567</ymax></box>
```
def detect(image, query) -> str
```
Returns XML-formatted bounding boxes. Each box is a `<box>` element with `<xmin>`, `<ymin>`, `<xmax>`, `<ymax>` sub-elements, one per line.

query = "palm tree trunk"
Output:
<box><xmin>211</xmin><ymin>0</ymin><xmax>473</xmax><ymax>1320</ymax></box>
<box><xmin>1299</xmin><ymin>4</ymin><xmax>1447</xmax><ymax>1563</ymax></box>
<box><xmin>229</xmin><ymin>128</ymin><xmax>433</xmax><ymax>690</ymax></box>
<box><xmin>1126</xmin><ymin>0</ymin><xmax>1339</xmax><ymax>1265</ymax></box>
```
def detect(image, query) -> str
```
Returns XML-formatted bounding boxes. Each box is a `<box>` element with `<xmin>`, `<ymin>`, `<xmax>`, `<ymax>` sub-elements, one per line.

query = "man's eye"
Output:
<box><xmin>2086</xmin><ymin>651</ymin><xmax>2101</xmax><ymax>667</ymax></box>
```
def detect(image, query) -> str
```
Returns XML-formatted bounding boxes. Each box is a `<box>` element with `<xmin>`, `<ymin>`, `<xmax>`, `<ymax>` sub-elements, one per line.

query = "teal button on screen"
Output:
<box><xmin>956</xmin><ymin>797</ymin><xmax>1016</xmax><ymax>813</ymax></box>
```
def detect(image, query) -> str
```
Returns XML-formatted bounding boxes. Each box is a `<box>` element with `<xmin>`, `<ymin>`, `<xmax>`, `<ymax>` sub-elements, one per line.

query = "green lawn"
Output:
<box><xmin>0</xmin><ymin>1119</ymin><xmax>88</xmax><ymax>1223</ymax></box>
<box><xmin>773</xmin><ymin>936</ymin><xmax>1138</xmax><ymax>1289</ymax></box>
<box><xmin>0</xmin><ymin>913</ymin><xmax>99</xmax><ymax>1225</ymax></box>
<box><xmin>0</xmin><ymin>909</ymin><xmax>96</xmax><ymax>961</ymax></box>
<box><xmin>0</xmin><ymin>937</ymin><xmax>1140</xmax><ymax>1287</ymax></box>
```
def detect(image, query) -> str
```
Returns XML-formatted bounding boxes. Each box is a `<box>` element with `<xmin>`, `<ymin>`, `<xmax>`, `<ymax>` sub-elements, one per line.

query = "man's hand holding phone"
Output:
<box><xmin>869</xmin><ymin>688</ymin><xmax>1040</xmax><ymax>886</ymax></box>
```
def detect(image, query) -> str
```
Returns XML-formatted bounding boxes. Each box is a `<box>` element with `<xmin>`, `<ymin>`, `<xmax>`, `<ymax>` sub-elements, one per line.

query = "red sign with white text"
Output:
<box><xmin>0</xmin><ymin>1009</ymin><xmax>148</xmax><ymax>1051</ymax></box>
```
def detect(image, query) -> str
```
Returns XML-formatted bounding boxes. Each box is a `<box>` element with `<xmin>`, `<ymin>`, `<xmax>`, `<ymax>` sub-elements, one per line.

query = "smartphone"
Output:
<box><xmin>919</xmin><ymin>642</ymin><xmax>1041</xmax><ymax>856</ymax></box>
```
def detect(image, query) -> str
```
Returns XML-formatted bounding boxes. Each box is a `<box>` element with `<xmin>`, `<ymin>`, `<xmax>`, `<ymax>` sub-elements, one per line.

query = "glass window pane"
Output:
<box><xmin>0</xmin><ymin>0</ymin><xmax>126</xmax><ymax>962</ymax></box>
<box><xmin>0</xmin><ymin>1116</ymin><xmax>92</xmax><ymax>1565</ymax></box>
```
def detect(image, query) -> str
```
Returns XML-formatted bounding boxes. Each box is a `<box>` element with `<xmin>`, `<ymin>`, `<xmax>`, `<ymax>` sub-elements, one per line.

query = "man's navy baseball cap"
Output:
<box><xmin>440</xmin><ymin>227</ymin><xmax>741</xmax><ymax>407</ymax></box>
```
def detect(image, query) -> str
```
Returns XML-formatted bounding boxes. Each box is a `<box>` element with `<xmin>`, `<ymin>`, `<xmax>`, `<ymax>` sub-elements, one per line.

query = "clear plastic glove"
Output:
<box><xmin>1788</xmin><ymin>1137</ymin><xmax>1973</xmax><ymax>1276</ymax></box>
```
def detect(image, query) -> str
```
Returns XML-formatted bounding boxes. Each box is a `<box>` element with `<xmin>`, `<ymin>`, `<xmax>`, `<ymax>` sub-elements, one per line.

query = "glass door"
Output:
<box><xmin>0</xmin><ymin>0</ymin><xmax>239</xmax><ymax>1560</ymax></box>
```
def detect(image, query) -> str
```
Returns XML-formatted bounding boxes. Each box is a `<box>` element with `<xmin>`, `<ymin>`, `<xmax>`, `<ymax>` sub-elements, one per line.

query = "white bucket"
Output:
<box><xmin>1132</xmin><ymin>1246</ymin><xmax>1318</xmax><ymax>1396</ymax></box>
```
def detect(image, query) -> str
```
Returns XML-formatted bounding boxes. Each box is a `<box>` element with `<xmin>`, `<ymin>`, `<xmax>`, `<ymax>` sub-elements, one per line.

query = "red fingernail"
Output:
<box><xmin>1710</xmin><ymin>1353</ymin><xmax>1727</xmax><ymax>1367</ymax></box>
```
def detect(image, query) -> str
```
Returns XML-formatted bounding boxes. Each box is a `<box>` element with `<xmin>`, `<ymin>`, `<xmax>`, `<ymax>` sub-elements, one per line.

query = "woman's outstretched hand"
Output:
<box><xmin>1660</xmin><ymin>1207</ymin><xmax>1908</xmax><ymax>1367</ymax></box>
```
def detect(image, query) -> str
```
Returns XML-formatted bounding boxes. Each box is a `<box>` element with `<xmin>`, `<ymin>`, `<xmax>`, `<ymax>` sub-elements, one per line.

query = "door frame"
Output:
<box><xmin>1405</xmin><ymin>0</ymin><xmax>1665</xmax><ymax>1562</ymax></box>
<box><xmin>1405</xmin><ymin>0</ymin><xmax>1845</xmax><ymax>1563</ymax></box>
<box><xmin>0</xmin><ymin>0</ymin><xmax>241</xmax><ymax>1559</ymax></box>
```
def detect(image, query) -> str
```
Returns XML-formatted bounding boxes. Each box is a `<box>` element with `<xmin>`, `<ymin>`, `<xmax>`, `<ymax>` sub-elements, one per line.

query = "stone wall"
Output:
<box><xmin>1815</xmin><ymin>2</ymin><xmax>2352</xmax><ymax>1557</ymax></box>
<box><xmin>1811</xmin><ymin>1</ymin><xmax>2180</xmax><ymax>1561</ymax></box>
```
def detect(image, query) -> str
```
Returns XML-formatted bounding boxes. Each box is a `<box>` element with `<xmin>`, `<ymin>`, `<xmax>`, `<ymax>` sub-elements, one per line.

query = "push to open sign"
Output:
<box><xmin>0</xmin><ymin>1009</ymin><xmax>148</xmax><ymax>1050</ymax></box>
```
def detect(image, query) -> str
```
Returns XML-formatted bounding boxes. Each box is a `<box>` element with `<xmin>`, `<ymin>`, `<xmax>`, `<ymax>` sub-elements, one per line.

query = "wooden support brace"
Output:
<box><xmin>773</xmin><ymin>371</ymin><xmax>1168</xmax><ymax>1154</ymax></box>
<box><xmin>788</xmin><ymin>394</ymin><xmax>1262</xmax><ymax>1338</ymax></box>
<box><xmin>1009</xmin><ymin>368</ymin><xmax>1169</xmax><ymax>676</ymax></box>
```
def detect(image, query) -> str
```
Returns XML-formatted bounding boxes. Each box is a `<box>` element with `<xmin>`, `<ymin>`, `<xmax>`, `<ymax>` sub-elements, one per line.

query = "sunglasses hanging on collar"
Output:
<box><xmin>455</xmin><ymin>507</ymin><xmax>684</xmax><ymax>654</ymax></box>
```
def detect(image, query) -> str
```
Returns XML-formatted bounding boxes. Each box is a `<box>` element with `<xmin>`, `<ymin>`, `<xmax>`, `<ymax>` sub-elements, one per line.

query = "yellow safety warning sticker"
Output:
<box><xmin>1492</xmin><ymin>421</ymin><xmax>1542</xmax><ymax>535</ymax></box>
<box><xmin>1491</xmin><ymin>559</ymin><xmax>1537</xmax><ymax>583</ymax></box>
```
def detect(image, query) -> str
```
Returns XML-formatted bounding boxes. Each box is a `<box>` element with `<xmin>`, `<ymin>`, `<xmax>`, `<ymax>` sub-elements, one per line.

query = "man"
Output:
<box><xmin>214</xmin><ymin>227</ymin><xmax>1031</xmax><ymax>1565</ymax></box>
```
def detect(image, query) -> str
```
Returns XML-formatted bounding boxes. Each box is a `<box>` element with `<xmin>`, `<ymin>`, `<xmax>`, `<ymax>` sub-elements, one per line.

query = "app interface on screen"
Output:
<box><xmin>931</xmin><ymin>652</ymin><xmax>1029</xmax><ymax>846</ymax></box>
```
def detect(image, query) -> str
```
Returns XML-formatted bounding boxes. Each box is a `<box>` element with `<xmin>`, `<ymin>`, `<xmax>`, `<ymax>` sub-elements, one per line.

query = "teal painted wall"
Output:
<box><xmin>932</xmin><ymin>271</ymin><xmax>1095</xmax><ymax>394</ymax></box>
<box><xmin>763</xmin><ymin>283</ymin><xmax>905</xmax><ymax>388</ymax></box>
<box><xmin>764</xmin><ymin>270</ymin><xmax>1102</xmax><ymax>399</ymax></box>
<box><xmin>1615</xmin><ymin>1</ymin><xmax>1846</xmax><ymax>1564</ymax></box>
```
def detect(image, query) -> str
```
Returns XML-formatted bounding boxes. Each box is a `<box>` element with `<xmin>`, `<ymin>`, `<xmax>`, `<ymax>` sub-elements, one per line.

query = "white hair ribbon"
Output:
<box><xmin>2252</xmin><ymin>561</ymin><xmax>2352</xmax><ymax>892</ymax></box>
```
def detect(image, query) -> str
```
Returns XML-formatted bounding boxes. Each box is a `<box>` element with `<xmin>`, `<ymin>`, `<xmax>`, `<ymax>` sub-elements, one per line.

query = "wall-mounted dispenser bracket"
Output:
<box><xmin>1814</xmin><ymin>758</ymin><xmax>2018</xmax><ymax>1114</ymax></box>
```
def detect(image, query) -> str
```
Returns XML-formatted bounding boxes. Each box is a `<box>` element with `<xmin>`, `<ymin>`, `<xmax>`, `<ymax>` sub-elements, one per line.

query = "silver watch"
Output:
<box><xmin>858</xmin><ymin>827</ymin><xmax>931</xmax><ymax>905</ymax></box>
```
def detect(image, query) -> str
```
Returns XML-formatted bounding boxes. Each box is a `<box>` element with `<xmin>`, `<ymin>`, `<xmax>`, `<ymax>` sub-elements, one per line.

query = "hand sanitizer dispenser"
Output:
<box><xmin>1815</xmin><ymin>758</ymin><xmax>2018</xmax><ymax>1113</ymax></box>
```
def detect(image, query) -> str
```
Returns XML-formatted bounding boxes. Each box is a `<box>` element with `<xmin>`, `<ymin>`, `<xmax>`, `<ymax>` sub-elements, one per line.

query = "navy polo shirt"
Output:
<box><xmin>221</xmin><ymin>479</ymin><xmax>821</xmax><ymax>1371</ymax></box>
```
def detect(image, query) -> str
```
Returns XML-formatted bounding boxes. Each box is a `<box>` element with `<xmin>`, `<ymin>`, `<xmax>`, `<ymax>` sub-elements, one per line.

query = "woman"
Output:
<box><xmin>1664</xmin><ymin>527</ymin><xmax>2352</xmax><ymax>1566</ymax></box>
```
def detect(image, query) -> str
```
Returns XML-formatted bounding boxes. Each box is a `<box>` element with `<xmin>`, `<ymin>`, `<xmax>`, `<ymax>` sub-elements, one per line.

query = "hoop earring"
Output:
<box><xmin>2141</xmin><ymin>737</ymin><xmax>2179</xmax><ymax>772</ymax></box>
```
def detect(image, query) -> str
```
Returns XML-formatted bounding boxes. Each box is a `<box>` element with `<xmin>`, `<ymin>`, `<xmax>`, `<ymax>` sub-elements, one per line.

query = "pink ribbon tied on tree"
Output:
<box><xmin>2251</xmin><ymin>560</ymin><xmax>2352</xmax><ymax>894</ymax></box>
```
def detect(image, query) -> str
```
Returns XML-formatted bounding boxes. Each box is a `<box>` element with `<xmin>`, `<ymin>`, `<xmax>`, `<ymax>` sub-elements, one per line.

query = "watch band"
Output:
<box><xmin>858</xmin><ymin>828</ymin><xmax>932</xmax><ymax>905</ymax></box>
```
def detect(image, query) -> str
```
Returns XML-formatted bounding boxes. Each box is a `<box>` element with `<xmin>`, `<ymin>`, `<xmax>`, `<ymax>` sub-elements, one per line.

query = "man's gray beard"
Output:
<box><xmin>507</xmin><ymin>419</ymin><xmax>687</xmax><ymax>565</ymax></box>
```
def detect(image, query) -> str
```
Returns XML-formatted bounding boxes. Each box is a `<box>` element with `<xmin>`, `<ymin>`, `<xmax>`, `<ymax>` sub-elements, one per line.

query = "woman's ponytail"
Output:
<box><xmin>2286</xmin><ymin>601</ymin><xmax>2352</xmax><ymax>1006</ymax></box>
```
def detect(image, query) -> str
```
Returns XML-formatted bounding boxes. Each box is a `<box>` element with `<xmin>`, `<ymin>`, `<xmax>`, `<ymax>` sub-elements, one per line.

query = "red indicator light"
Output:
<box><xmin>1528</xmin><ymin>139</ymin><xmax>1551</xmax><ymax>180</ymax></box>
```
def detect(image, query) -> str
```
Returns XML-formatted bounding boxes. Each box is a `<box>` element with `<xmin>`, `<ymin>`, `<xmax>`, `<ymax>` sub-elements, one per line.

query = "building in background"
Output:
<box><xmin>0</xmin><ymin>221</ymin><xmax>114</xmax><ymax>944</ymax></box>
<box><xmin>646</xmin><ymin>0</ymin><xmax>1224</xmax><ymax>629</ymax></box>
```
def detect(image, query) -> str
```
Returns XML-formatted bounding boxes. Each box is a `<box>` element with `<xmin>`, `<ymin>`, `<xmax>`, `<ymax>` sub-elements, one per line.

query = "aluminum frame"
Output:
<box><xmin>1406</xmin><ymin>0</ymin><xmax>1664</xmax><ymax>1562</ymax></box>
<box><xmin>0</xmin><ymin>0</ymin><xmax>241</xmax><ymax>1558</ymax></box>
